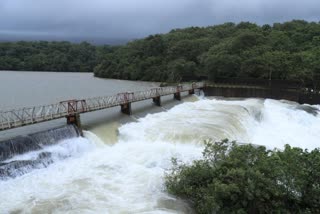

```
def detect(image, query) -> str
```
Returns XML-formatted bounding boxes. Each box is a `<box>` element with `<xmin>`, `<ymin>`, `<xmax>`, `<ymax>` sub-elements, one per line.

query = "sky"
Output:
<box><xmin>0</xmin><ymin>0</ymin><xmax>319</xmax><ymax>44</ymax></box>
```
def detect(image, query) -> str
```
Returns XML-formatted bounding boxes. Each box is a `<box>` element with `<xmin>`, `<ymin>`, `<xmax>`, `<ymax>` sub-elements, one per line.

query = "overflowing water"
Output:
<box><xmin>0</xmin><ymin>97</ymin><xmax>319</xmax><ymax>213</ymax></box>
<box><xmin>0</xmin><ymin>125</ymin><xmax>80</xmax><ymax>178</ymax></box>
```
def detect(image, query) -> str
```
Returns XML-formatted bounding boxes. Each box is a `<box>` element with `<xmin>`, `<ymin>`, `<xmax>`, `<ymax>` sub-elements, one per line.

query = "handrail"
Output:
<box><xmin>0</xmin><ymin>82</ymin><xmax>204</xmax><ymax>131</ymax></box>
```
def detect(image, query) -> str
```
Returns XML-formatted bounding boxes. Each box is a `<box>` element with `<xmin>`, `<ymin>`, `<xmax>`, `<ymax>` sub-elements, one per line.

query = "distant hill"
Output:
<box><xmin>94</xmin><ymin>20</ymin><xmax>320</xmax><ymax>89</ymax></box>
<box><xmin>0</xmin><ymin>20</ymin><xmax>319</xmax><ymax>89</ymax></box>
<box><xmin>0</xmin><ymin>35</ymin><xmax>130</xmax><ymax>45</ymax></box>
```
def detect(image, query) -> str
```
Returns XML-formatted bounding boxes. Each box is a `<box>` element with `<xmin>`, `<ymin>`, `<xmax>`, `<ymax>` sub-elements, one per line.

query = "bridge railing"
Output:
<box><xmin>83</xmin><ymin>82</ymin><xmax>204</xmax><ymax>111</ymax></box>
<box><xmin>0</xmin><ymin>82</ymin><xmax>204</xmax><ymax>131</ymax></box>
<box><xmin>0</xmin><ymin>103</ymin><xmax>68</xmax><ymax>130</ymax></box>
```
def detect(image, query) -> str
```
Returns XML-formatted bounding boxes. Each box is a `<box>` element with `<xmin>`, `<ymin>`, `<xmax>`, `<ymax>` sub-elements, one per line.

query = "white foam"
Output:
<box><xmin>248</xmin><ymin>99</ymin><xmax>320</xmax><ymax>150</ymax></box>
<box><xmin>3</xmin><ymin>137</ymin><xmax>94</xmax><ymax>163</ymax></box>
<box><xmin>0</xmin><ymin>136</ymin><xmax>202</xmax><ymax>213</ymax></box>
<box><xmin>1</xmin><ymin>98</ymin><xmax>319</xmax><ymax>213</ymax></box>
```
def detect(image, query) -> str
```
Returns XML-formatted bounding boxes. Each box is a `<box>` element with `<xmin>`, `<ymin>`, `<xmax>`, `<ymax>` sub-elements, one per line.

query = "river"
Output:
<box><xmin>0</xmin><ymin>71</ymin><xmax>320</xmax><ymax>213</ymax></box>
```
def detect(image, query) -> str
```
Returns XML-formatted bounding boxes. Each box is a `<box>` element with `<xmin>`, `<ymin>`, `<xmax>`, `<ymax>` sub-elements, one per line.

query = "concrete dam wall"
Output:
<box><xmin>204</xmin><ymin>86</ymin><xmax>320</xmax><ymax>105</ymax></box>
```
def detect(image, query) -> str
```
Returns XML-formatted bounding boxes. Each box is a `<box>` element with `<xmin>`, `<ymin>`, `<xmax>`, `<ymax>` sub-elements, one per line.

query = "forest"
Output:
<box><xmin>93</xmin><ymin>20</ymin><xmax>320</xmax><ymax>88</ymax></box>
<box><xmin>0</xmin><ymin>41</ymin><xmax>112</xmax><ymax>72</ymax></box>
<box><xmin>0</xmin><ymin>20</ymin><xmax>320</xmax><ymax>88</ymax></box>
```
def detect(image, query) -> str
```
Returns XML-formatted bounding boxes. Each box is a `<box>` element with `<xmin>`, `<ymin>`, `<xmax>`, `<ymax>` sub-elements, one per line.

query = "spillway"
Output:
<box><xmin>0</xmin><ymin>97</ymin><xmax>319</xmax><ymax>213</ymax></box>
<box><xmin>0</xmin><ymin>125</ymin><xmax>81</xmax><ymax>178</ymax></box>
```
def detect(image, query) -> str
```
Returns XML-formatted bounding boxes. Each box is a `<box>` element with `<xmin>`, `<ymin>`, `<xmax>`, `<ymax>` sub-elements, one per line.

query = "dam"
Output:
<box><xmin>0</xmin><ymin>71</ymin><xmax>320</xmax><ymax>213</ymax></box>
<box><xmin>0</xmin><ymin>82</ymin><xmax>204</xmax><ymax>132</ymax></box>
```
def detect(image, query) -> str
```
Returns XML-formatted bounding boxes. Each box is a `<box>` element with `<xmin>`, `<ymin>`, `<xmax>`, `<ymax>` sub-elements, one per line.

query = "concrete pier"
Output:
<box><xmin>121</xmin><ymin>103</ymin><xmax>132</xmax><ymax>115</ymax></box>
<box><xmin>188</xmin><ymin>89</ymin><xmax>195</xmax><ymax>95</ymax></box>
<box><xmin>153</xmin><ymin>96</ymin><xmax>161</xmax><ymax>106</ymax></box>
<box><xmin>174</xmin><ymin>92</ymin><xmax>181</xmax><ymax>101</ymax></box>
<box><xmin>66</xmin><ymin>113</ymin><xmax>83</xmax><ymax>136</ymax></box>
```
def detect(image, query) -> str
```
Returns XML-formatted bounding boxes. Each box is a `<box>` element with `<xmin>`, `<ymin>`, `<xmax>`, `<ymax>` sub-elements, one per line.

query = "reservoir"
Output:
<box><xmin>0</xmin><ymin>71</ymin><xmax>320</xmax><ymax>213</ymax></box>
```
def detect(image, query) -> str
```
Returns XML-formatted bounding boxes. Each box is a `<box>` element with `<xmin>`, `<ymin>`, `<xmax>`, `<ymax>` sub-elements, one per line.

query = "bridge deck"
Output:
<box><xmin>0</xmin><ymin>83</ymin><xmax>204</xmax><ymax>131</ymax></box>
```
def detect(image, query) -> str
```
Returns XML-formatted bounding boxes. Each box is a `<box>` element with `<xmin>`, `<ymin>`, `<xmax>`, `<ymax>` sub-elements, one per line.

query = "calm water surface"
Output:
<box><xmin>0</xmin><ymin>71</ymin><xmax>166</xmax><ymax>140</ymax></box>
<box><xmin>0</xmin><ymin>71</ymin><xmax>157</xmax><ymax>110</ymax></box>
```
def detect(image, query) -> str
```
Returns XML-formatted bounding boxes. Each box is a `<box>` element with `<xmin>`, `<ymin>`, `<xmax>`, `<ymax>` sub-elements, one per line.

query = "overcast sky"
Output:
<box><xmin>0</xmin><ymin>0</ymin><xmax>319</xmax><ymax>43</ymax></box>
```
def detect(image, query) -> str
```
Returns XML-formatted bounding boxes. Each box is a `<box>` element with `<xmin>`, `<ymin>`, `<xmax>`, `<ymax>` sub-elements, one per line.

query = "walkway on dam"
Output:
<box><xmin>0</xmin><ymin>82</ymin><xmax>204</xmax><ymax>131</ymax></box>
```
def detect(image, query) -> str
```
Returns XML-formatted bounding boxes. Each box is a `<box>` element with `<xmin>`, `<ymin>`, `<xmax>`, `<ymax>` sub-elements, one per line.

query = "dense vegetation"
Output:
<box><xmin>165</xmin><ymin>139</ymin><xmax>320</xmax><ymax>213</ymax></box>
<box><xmin>0</xmin><ymin>41</ymin><xmax>114</xmax><ymax>72</ymax></box>
<box><xmin>1</xmin><ymin>20</ymin><xmax>319</xmax><ymax>88</ymax></box>
<box><xmin>93</xmin><ymin>20</ymin><xmax>320</xmax><ymax>88</ymax></box>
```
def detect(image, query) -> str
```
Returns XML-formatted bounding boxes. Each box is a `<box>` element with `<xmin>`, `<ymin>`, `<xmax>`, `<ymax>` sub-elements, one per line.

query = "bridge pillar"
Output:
<box><xmin>152</xmin><ymin>96</ymin><xmax>161</xmax><ymax>106</ymax></box>
<box><xmin>188</xmin><ymin>89</ymin><xmax>195</xmax><ymax>95</ymax></box>
<box><xmin>121</xmin><ymin>103</ymin><xmax>132</xmax><ymax>115</ymax></box>
<box><xmin>66</xmin><ymin>113</ymin><xmax>83</xmax><ymax>136</ymax></box>
<box><xmin>174</xmin><ymin>92</ymin><xmax>181</xmax><ymax>101</ymax></box>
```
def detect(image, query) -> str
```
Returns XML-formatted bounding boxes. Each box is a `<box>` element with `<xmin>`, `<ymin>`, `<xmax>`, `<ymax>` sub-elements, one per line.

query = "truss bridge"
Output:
<box><xmin>0</xmin><ymin>82</ymin><xmax>205</xmax><ymax>134</ymax></box>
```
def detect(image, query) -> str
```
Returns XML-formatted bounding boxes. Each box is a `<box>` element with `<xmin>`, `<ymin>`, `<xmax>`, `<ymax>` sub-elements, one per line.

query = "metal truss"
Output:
<box><xmin>0</xmin><ymin>82</ymin><xmax>204</xmax><ymax>131</ymax></box>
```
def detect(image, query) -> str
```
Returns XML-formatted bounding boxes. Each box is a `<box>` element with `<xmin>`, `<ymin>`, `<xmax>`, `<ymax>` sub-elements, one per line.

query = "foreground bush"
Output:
<box><xmin>165</xmin><ymin>139</ymin><xmax>320</xmax><ymax>213</ymax></box>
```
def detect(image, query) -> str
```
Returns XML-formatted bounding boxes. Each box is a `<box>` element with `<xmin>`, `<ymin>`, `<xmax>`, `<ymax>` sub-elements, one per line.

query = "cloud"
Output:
<box><xmin>0</xmin><ymin>0</ymin><xmax>319</xmax><ymax>42</ymax></box>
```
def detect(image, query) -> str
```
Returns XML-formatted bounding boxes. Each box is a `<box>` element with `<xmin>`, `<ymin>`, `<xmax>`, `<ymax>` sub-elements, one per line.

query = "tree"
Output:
<box><xmin>230</xmin><ymin>31</ymin><xmax>264</xmax><ymax>54</ymax></box>
<box><xmin>165</xmin><ymin>140</ymin><xmax>320</xmax><ymax>213</ymax></box>
<box><xmin>203</xmin><ymin>53</ymin><xmax>241</xmax><ymax>80</ymax></box>
<box><xmin>1</xmin><ymin>20</ymin><xmax>319</xmax><ymax>87</ymax></box>
<box><xmin>167</xmin><ymin>59</ymin><xmax>196</xmax><ymax>82</ymax></box>
<box><xmin>261</xmin><ymin>51</ymin><xmax>293</xmax><ymax>80</ymax></box>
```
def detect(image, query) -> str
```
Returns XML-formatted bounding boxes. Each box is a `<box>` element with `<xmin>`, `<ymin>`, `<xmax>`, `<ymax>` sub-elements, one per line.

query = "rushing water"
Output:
<box><xmin>1</xmin><ymin>71</ymin><xmax>320</xmax><ymax>213</ymax></box>
<box><xmin>0</xmin><ymin>95</ymin><xmax>320</xmax><ymax>213</ymax></box>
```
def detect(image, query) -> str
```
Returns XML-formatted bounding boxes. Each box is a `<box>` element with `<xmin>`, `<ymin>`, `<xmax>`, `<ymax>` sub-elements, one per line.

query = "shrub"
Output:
<box><xmin>165</xmin><ymin>139</ymin><xmax>320</xmax><ymax>213</ymax></box>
